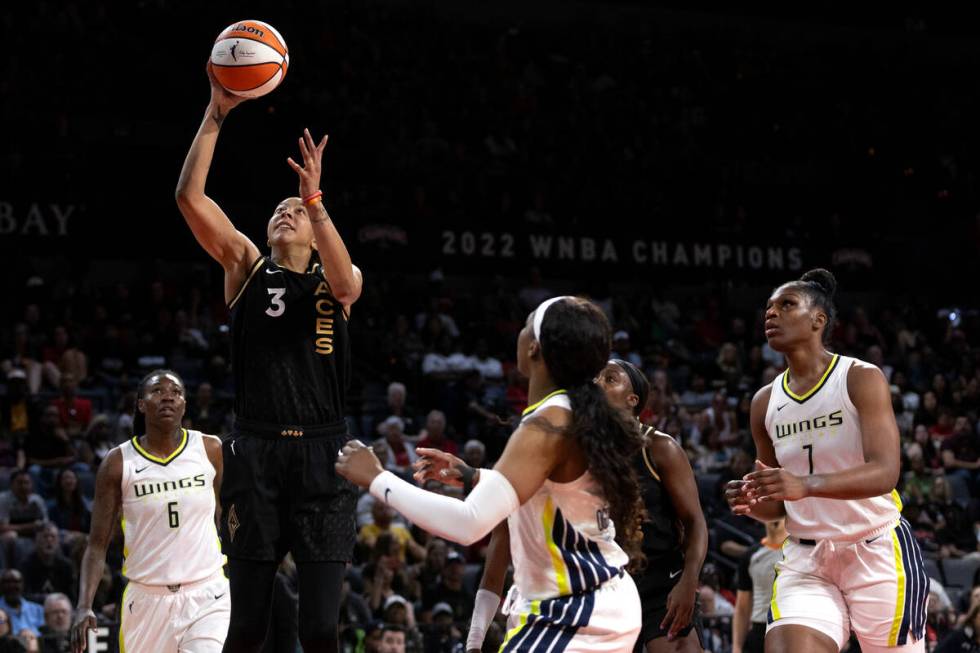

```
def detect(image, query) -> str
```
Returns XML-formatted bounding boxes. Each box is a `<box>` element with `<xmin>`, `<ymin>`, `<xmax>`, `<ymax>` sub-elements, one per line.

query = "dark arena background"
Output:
<box><xmin>2</xmin><ymin>1</ymin><xmax>979</xmax><ymax>652</ymax></box>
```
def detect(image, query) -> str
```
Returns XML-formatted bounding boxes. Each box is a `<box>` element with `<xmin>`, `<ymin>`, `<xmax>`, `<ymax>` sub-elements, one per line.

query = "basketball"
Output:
<box><xmin>210</xmin><ymin>20</ymin><xmax>289</xmax><ymax>98</ymax></box>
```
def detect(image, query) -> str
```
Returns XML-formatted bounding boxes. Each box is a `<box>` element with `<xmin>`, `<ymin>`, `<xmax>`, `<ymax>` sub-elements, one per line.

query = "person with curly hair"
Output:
<box><xmin>338</xmin><ymin>296</ymin><xmax>646</xmax><ymax>651</ymax></box>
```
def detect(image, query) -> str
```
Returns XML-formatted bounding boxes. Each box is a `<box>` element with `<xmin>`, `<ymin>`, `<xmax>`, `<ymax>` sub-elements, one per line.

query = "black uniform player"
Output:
<box><xmin>176</xmin><ymin>64</ymin><xmax>362</xmax><ymax>653</ymax></box>
<box><xmin>598</xmin><ymin>360</ymin><xmax>708</xmax><ymax>653</ymax></box>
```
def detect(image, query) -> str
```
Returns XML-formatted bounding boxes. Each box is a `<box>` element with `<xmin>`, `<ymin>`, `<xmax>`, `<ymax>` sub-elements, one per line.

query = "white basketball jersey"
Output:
<box><xmin>765</xmin><ymin>355</ymin><xmax>901</xmax><ymax>540</ymax></box>
<box><xmin>508</xmin><ymin>391</ymin><xmax>629</xmax><ymax>601</ymax></box>
<box><xmin>119</xmin><ymin>429</ymin><xmax>225</xmax><ymax>585</ymax></box>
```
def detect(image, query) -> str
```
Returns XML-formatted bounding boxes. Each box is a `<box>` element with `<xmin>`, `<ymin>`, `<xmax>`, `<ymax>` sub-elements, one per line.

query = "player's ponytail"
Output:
<box><xmin>537</xmin><ymin>298</ymin><xmax>646</xmax><ymax>569</ymax></box>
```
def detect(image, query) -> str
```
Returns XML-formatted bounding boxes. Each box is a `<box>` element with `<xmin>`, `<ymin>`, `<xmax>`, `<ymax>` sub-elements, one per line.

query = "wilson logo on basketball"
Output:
<box><xmin>233</xmin><ymin>23</ymin><xmax>265</xmax><ymax>37</ymax></box>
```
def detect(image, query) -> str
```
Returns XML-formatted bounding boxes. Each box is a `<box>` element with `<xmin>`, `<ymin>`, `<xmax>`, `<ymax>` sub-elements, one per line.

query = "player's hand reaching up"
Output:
<box><xmin>287</xmin><ymin>128</ymin><xmax>328</xmax><ymax>200</ymax></box>
<box><xmin>335</xmin><ymin>439</ymin><xmax>385</xmax><ymax>488</ymax></box>
<box><xmin>743</xmin><ymin>459</ymin><xmax>808</xmax><ymax>502</ymax></box>
<box><xmin>206</xmin><ymin>62</ymin><xmax>247</xmax><ymax>116</ymax></box>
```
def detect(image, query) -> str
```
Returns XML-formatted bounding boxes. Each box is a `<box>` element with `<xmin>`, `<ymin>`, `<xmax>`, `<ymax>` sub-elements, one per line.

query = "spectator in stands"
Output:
<box><xmin>82</xmin><ymin>416</ymin><xmax>113</xmax><ymax>467</ymax></box>
<box><xmin>376</xmin><ymin>382</ymin><xmax>418</xmax><ymax>436</ymax></box>
<box><xmin>24</xmin><ymin>408</ymin><xmax>76</xmax><ymax>492</ymax></box>
<box><xmin>362</xmin><ymin>535</ymin><xmax>412</xmax><ymax>615</ymax></box>
<box><xmin>113</xmin><ymin>392</ymin><xmax>136</xmax><ymax>444</ymax></box>
<box><xmin>406</xmin><ymin>538</ymin><xmax>447</xmax><ymax>602</ymax></box>
<box><xmin>0</xmin><ymin>371</ymin><xmax>29</xmax><ymax>473</ymax></box>
<box><xmin>903</xmin><ymin>449</ymin><xmax>935</xmax><ymax>505</ymax></box>
<box><xmin>935</xmin><ymin>600</ymin><xmax>980</xmax><ymax>653</ymax></box>
<box><xmin>927</xmin><ymin>476</ymin><xmax>975</xmax><ymax>558</ymax></box>
<box><xmin>415</xmin><ymin>410</ymin><xmax>457</xmax><ymax>456</ymax></box>
<box><xmin>421</xmin><ymin>551</ymin><xmax>472</xmax><ymax>623</ymax></box>
<box><xmin>41</xmin><ymin>326</ymin><xmax>87</xmax><ymax>387</ymax></box>
<box><xmin>358</xmin><ymin>498</ymin><xmax>426</xmax><ymax>563</ymax></box>
<box><xmin>185</xmin><ymin>382</ymin><xmax>226</xmax><ymax>436</ymax></box>
<box><xmin>21</xmin><ymin>523</ymin><xmax>75</xmax><ymax>604</ymax></box>
<box><xmin>461</xmin><ymin>440</ymin><xmax>486</xmax><ymax>470</ymax></box>
<box><xmin>516</xmin><ymin>267</ymin><xmax>551</xmax><ymax>312</ymax></box>
<box><xmin>338</xmin><ymin>576</ymin><xmax>372</xmax><ymax>632</ymax></box>
<box><xmin>49</xmin><ymin>374</ymin><xmax>90</xmax><ymax>439</ymax></box>
<box><xmin>910</xmin><ymin>423</ymin><xmax>943</xmax><ymax>471</ymax></box>
<box><xmin>379</xmin><ymin>624</ymin><xmax>407</xmax><ymax>653</ymax></box>
<box><xmin>45</xmin><ymin>469</ymin><xmax>90</xmax><ymax>544</ymax></box>
<box><xmin>375</xmin><ymin>417</ymin><xmax>417</xmax><ymax>476</ymax></box>
<box><xmin>698</xmin><ymin>585</ymin><xmax>734</xmax><ymax>618</ymax></box>
<box><xmin>0</xmin><ymin>607</ymin><xmax>23</xmax><ymax>653</ymax></box>
<box><xmin>424</xmin><ymin>602</ymin><xmax>463</xmax><ymax>653</ymax></box>
<box><xmin>38</xmin><ymin>593</ymin><xmax>70</xmax><ymax>652</ymax></box>
<box><xmin>469</xmin><ymin>338</ymin><xmax>503</xmax><ymax>383</ymax></box>
<box><xmin>1</xmin><ymin>324</ymin><xmax>44</xmax><ymax>396</ymax></box>
<box><xmin>380</xmin><ymin>596</ymin><xmax>419</xmax><ymax>643</ymax></box>
<box><xmin>0</xmin><ymin>571</ymin><xmax>43</xmax><ymax>637</ymax></box>
<box><xmin>611</xmin><ymin>331</ymin><xmax>643</xmax><ymax>368</ymax></box>
<box><xmin>941</xmin><ymin>416</ymin><xmax>980</xmax><ymax>493</ymax></box>
<box><xmin>0</xmin><ymin>470</ymin><xmax>48</xmax><ymax>543</ymax></box>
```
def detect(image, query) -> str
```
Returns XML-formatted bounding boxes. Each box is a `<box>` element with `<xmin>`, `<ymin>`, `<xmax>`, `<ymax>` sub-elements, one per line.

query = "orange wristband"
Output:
<box><xmin>303</xmin><ymin>190</ymin><xmax>323</xmax><ymax>205</ymax></box>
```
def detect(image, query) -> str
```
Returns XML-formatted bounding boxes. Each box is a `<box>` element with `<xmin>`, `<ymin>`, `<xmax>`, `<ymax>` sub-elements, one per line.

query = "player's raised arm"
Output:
<box><xmin>175</xmin><ymin>63</ymin><xmax>260</xmax><ymax>302</ymax></box>
<box><xmin>287</xmin><ymin>129</ymin><xmax>362</xmax><ymax>307</ymax></box>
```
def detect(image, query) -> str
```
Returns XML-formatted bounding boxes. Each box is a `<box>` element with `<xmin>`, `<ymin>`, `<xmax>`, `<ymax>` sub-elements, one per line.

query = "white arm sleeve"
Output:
<box><xmin>466</xmin><ymin>589</ymin><xmax>501</xmax><ymax>651</ymax></box>
<box><xmin>369</xmin><ymin>469</ymin><xmax>519</xmax><ymax>546</ymax></box>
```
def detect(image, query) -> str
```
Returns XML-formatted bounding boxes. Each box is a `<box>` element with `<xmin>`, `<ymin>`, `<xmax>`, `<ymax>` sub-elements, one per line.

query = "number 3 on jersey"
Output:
<box><xmin>266</xmin><ymin>288</ymin><xmax>286</xmax><ymax>317</ymax></box>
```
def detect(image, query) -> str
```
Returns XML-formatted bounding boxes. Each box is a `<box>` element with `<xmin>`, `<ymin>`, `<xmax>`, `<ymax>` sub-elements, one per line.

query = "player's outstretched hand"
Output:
<box><xmin>743</xmin><ymin>459</ymin><xmax>808</xmax><ymax>502</ymax></box>
<box><xmin>413</xmin><ymin>447</ymin><xmax>469</xmax><ymax>487</ymax></box>
<box><xmin>287</xmin><ymin>128</ymin><xmax>328</xmax><ymax>200</ymax></box>
<box><xmin>70</xmin><ymin>608</ymin><xmax>98</xmax><ymax>653</ymax></box>
<box><xmin>206</xmin><ymin>62</ymin><xmax>248</xmax><ymax>115</ymax></box>
<box><xmin>725</xmin><ymin>479</ymin><xmax>753</xmax><ymax>515</ymax></box>
<box><xmin>336</xmin><ymin>439</ymin><xmax>385</xmax><ymax>488</ymax></box>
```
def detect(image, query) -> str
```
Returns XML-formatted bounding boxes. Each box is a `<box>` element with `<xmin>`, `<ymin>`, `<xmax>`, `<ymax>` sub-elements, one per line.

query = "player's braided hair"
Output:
<box><xmin>787</xmin><ymin>268</ymin><xmax>838</xmax><ymax>344</ymax></box>
<box><xmin>537</xmin><ymin>298</ymin><xmax>646</xmax><ymax>569</ymax></box>
<box><xmin>132</xmin><ymin>368</ymin><xmax>183</xmax><ymax>436</ymax></box>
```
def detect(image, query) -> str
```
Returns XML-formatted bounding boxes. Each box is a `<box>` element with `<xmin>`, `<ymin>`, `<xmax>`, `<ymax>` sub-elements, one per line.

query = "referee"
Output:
<box><xmin>732</xmin><ymin>518</ymin><xmax>788</xmax><ymax>653</ymax></box>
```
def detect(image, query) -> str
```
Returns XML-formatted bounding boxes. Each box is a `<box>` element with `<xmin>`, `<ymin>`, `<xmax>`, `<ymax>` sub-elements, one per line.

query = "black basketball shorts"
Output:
<box><xmin>219</xmin><ymin>419</ymin><xmax>357</xmax><ymax>563</ymax></box>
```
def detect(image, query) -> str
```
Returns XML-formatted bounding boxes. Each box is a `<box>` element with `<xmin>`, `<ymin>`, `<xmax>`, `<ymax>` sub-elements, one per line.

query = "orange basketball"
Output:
<box><xmin>210</xmin><ymin>20</ymin><xmax>289</xmax><ymax>99</ymax></box>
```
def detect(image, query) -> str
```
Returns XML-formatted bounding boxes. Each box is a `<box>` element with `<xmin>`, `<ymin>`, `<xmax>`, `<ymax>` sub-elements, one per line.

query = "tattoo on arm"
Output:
<box><xmin>310</xmin><ymin>201</ymin><xmax>329</xmax><ymax>224</ymax></box>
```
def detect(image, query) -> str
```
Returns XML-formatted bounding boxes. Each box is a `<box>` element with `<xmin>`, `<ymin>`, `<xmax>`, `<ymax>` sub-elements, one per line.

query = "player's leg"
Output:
<box><xmin>765</xmin><ymin>624</ymin><xmax>838</xmax><ymax>653</ymax></box>
<box><xmin>845</xmin><ymin>520</ymin><xmax>929</xmax><ymax>653</ymax></box>
<box><xmin>645</xmin><ymin>627</ymin><xmax>703</xmax><ymax>653</ymax></box>
<box><xmin>289</xmin><ymin>432</ymin><xmax>358</xmax><ymax>652</ymax></box>
<box><xmin>220</xmin><ymin>435</ymin><xmax>286</xmax><ymax>652</ymax></box>
<box><xmin>221</xmin><ymin>559</ymin><xmax>279</xmax><ymax>652</ymax></box>
<box><xmin>295</xmin><ymin>561</ymin><xmax>346</xmax><ymax>653</ymax></box>
<box><xmin>764</xmin><ymin>540</ymin><xmax>849</xmax><ymax>653</ymax></box>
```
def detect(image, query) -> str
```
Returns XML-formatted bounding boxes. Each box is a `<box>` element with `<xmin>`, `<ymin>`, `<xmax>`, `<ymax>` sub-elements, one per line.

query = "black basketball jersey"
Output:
<box><xmin>229</xmin><ymin>255</ymin><xmax>350</xmax><ymax>427</ymax></box>
<box><xmin>635</xmin><ymin>426</ymin><xmax>681</xmax><ymax>561</ymax></box>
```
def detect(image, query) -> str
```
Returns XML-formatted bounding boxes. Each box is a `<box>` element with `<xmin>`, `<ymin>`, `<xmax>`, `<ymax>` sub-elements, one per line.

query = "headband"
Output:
<box><xmin>532</xmin><ymin>296</ymin><xmax>571</xmax><ymax>342</ymax></box>
<box><xmin>610</xmin><ymin>358</ymin><xmax>650</xmax><ymax>415</ymax></box>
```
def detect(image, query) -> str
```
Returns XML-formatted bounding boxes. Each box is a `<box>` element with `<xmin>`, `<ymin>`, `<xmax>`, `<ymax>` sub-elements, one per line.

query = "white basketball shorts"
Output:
<box><xmin>767</xmin><ymin>518</ymin><xmax>927</xmax><ymax>651</ymax></box>
<box><xmin>119</xmin><ymin>571</ymin><xmax>230</xmax><ymax>653</ymax></box>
